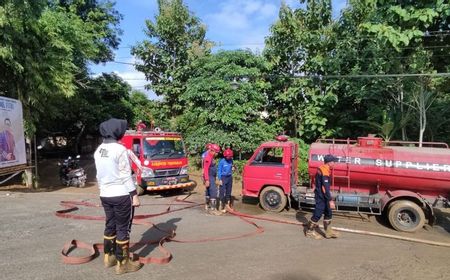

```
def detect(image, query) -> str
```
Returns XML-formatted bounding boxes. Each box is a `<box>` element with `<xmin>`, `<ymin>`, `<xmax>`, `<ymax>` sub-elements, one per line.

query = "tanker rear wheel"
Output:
<box><xmin>387</xmin><ymin>200</ymin><xmax>425</xmax><ymax>232</ymax></box>
<box><xmin>259</xmin><ymin>186</ymin><xmax>287</xmax><ymax>212</ymax></box>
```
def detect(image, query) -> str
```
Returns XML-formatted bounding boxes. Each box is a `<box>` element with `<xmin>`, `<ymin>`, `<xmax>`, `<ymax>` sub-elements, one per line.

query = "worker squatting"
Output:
<box><xmin>312</xmin><ymin>154</ymin><xmax>450</xmax><ymax>173</ymax></box>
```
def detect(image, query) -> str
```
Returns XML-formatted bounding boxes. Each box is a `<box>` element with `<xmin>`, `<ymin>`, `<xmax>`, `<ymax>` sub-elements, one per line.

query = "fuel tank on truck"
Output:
<box><xmin>308</xmin><ymin>136</ymin><xmax>450</xmax><ymax>199</ymax></box>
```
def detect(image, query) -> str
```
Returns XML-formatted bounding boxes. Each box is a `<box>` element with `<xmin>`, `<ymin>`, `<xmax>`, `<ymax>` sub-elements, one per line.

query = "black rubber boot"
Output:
<box><xmin>103</xmin><ymin>235</ymin><xmax>116</xmax><ymax>268</ymax></box>
<box><xmin>220</xmin><ymin>198</ymin><xmax>226</xmax><ymax>213</ymax></box>
<box><xmin>204</xmin><ymin>196</ymin><xmax>210</xmax><ymax>211</ymax></box>
<box><xmin>323</xmin><ymin>220</ymin><xmax>339</xmax><ymax>239</ymax></box>
<box><xmin>226</xmin><ymin>197</ymin><xmax>232</xmax><ymax>209</ymax></box>
<box><xmin>304</xmin><ymin>220</ymin><xmax>322</xmax><ymax>240</ymax></box>
<box><xmin>115</xmin><ymin>241</ymin><xmax>142</xmax><ymax>275</ymax></box>
<box><xmin>209</xmin><ymin>199</ymin><xmax>222</xmax><ymax>215</ymax></box>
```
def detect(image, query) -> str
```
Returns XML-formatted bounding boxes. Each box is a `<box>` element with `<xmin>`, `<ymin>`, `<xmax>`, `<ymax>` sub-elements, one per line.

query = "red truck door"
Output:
<box><xmin>242</xmin><ymin>145</ymin><xmax>290</xmax><ymax>197</ymax></box>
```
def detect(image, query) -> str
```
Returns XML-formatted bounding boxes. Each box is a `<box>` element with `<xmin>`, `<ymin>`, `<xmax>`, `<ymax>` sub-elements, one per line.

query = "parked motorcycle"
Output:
<box><xmin>58</xmin><ymin>155</ymin><xmax>86</xmax><ymax>187</ymax></box>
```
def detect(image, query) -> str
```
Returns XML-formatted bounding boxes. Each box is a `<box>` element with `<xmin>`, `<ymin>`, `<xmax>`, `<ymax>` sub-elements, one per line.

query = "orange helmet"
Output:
<box><xmin>223</xmin><ymin>148</ymin><xmax>233</xmax><ymax>158</ymax></box>
<box><xmin>209</xmin><ymin>143</ymin><xmax>221</xmax><ymax>153</ymax></box>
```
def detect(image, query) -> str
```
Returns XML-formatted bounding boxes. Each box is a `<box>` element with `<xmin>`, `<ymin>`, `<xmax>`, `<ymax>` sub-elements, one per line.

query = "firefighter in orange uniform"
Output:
<box><xmin>305</xmin><ymin>154</ymin><xmax>340</xmax><ymax>239</ymax></box>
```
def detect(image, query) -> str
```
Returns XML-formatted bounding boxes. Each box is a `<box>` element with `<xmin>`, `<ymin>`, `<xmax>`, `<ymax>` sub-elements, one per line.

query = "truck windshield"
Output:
<box><xmin>253</xmin><ymin>147</ymin><xmax>284</xmax><ymax>165</ymax></box>
<box><xmin>143</xmin><ymin>138</ymin><xmax>186</xmax><ymax>159</ymax></box>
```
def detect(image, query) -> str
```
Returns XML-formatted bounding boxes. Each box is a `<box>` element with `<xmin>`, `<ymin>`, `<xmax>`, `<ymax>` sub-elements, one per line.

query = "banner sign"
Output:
<box><xmin>0</xmin><ymin>97</ymin><xmax>26</xmax><ymax>168</ymax></box>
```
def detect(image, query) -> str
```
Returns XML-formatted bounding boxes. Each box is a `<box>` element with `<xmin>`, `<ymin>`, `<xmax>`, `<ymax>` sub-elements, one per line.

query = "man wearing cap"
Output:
<box><xmin>305</xmin><ymin>154</ymin><xmax>340</xmax><ymax>239</ymax></box>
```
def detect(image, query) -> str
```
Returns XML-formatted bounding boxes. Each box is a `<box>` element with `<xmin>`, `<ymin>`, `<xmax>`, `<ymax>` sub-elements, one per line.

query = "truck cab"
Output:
<box><xmin>120</xmin><ymin>129</ymin><xmax>196</xmax><ymax>195</ymax></box>
<box><xmin>242</xmin><ymin>135</ymin><xmax>298</xmax><ymax>211</ymax></box>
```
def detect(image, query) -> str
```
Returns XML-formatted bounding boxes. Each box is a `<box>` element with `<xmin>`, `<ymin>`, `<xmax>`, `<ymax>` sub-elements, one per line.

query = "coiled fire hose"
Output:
<box><xmin>57</xmin><ymin>195</ymin><xmax>450</xmax><ymax>265</ymax></box>
<box><xmin>57</xmin><ymin>195</ymin><xmax>263</xmax><ymax>265</ymax></box>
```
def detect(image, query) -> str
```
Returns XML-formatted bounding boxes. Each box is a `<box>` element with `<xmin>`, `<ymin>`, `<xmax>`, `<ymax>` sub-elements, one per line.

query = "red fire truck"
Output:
<box><xmin>120</xmin><ymin>129</ymin><xmax>196</xmax><ymax>195</ymax></box>
<box><xmin>242</xmin><ymin>135</ymin><xmax>450</xmax><ymax>232</ymax></box>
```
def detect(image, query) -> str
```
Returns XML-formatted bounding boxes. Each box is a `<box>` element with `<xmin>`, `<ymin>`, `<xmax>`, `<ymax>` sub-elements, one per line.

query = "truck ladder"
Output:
<box><xmin>330</xmin><ymin>138</ymin><xmax>351</xmax><ymax>192</ymax></box>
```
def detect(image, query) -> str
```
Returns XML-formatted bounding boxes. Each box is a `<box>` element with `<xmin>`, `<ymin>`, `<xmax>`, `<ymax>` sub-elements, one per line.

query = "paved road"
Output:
<box><xmin>1</xmin><ymin>188</ymin><xmax>449</xmax><ymax>280</ymax></box>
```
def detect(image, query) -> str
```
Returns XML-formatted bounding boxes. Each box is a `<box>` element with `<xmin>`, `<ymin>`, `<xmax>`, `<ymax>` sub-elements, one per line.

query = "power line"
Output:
<box><xmin>400</xmin><ymin>45</ymin><xmax>450</xmax><ymax>50</ymax></box>
<box><xmin>111</xmin><ymin>51</ymin><xmax>450</xmax><ymax>66</ymax></box>
<box><xmin>330</xmin><ymin>53</ymin><xmax>450</xmax><ymax>64</ymax></box>
<box><xmin>113</xmin><ymin>31</ymin><xmax>450</xmax><ymax>49</ymax></box>
<box><xmin>291</xmin><ymin>72</ymin><xmax>450</xmax><ymax>79</ymax></box>
<box><xmin>112</xmin><ymin>44</ymin><xmax>450</xmax><ymax>61</ymax></box>
<box><xmin>114</xmin><ymin>72</ymin><xmax>450</xmax><ymax>81</ymax></box>
<box><xmin>110</xmin><ymin>61</ymin><xmax>136</xmax><ymax>65</ymax></box>
<box><xmin>116</xmin><ymin>43</ymin><xmax>450</xmax><ymax>51</ymax></box>
<box><xmin>102</xmin><ymin>51</ymin><xmax>450</xmax><ymax>81</ymax></box>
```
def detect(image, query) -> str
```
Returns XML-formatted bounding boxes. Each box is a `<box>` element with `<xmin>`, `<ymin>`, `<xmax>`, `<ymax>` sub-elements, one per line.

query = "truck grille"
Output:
<box><xmin>154</xmin><ymin>168</ymin><xmax>180</xmax><ymax>177</ymax></box>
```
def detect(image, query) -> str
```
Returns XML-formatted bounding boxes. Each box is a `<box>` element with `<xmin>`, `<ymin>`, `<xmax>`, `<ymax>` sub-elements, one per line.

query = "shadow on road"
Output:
<box><xmin>131</xmin><ymin>217</ymin><xmax>182</xmax><ymax>258</ymax></box>
<box><xmin>435</xmin><ymin>208</ymin><xmax>450</xmax><ymax>234</ymax></box>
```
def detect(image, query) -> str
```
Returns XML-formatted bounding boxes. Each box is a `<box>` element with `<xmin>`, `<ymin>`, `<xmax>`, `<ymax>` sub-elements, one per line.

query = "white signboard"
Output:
<box><xmin>0</xmin><ymin>97</ymin><xmax>26</xmax><ymax>168</ymax></box>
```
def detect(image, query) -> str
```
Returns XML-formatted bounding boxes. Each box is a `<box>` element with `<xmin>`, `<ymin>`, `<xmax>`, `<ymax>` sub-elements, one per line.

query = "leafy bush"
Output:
<box><xmin>290</xmin><ymin>138</ymin><xmax>310</xmax><ymax>185</ymax></box>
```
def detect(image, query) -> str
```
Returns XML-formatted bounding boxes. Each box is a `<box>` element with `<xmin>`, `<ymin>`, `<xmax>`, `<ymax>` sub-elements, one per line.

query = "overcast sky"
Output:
<box><xmin>89</xmin><ymin>0</ymin><xmax>347</xmax><ymax>99</ymax></box>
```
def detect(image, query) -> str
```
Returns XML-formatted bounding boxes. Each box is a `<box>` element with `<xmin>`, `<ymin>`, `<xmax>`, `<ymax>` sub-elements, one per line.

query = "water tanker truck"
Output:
<box><xmin>242</xmin><ymin>135</ymin><xmax>450</xmax><ymax>232</ymax></box>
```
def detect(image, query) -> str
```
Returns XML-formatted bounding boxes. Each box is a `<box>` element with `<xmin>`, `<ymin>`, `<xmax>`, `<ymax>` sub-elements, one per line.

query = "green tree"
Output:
<box><xmin>333</xmin><ymin>0</ymin><xmax>450</xmax><ymax>143</ymax></box>
<box><xmin>0</xmin><ymin>0</ymin><xmax>122</xmax><ymax>136</ymax></box>
<box><xmin>128</xmin><ymin>90</ymin><xmax>171</xmax><ymax>130</ymax></box>
<box><xmin>425</xmin><ymin>91</ymin><xmax>450</xmax><ymax>143</ymax></box>
<box><xmin>328</xmin><ymin>0</ymin><xmax>404</xmax><ymax>139</ymax></box>
<box><xmin>179</xmin><ymin>50</ymin><xmax>277</xmax><ymax>154</ymax></box>
<box><xmin>264</xmin><ymin>1</ymin><xmax>338</xmax><ymax>141</ymax></box>
<box><xmin>132</xmin><ymin>0</ymin><xmax>212</xmax><ymax>116</ymax></box>
<box><xmin>35</xmin><ymin>73</ymin><xmax>133</xmax><ymax>153</ymax></box>
<box><xmin>56</xmin><ymin>0</ymin><xmax>123</xmax><ymax>63</ymax></box>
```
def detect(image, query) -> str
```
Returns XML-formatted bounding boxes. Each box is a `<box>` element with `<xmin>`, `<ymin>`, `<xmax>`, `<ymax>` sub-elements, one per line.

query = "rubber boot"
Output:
<box><xmin>115</xmin><ymin>241</ymin><xmax>142</xmax><ymax>275</ymax></box>
<box><xmin>226</xmin><ymin>197</ymin><xmax>232</xmax><ymax>210</ymax></box>
<box><xmin>208</xmin><ymin>199</ymin><xmax>222</xmax><ymax>215</ymax></box>
<box><xmin>323</xmin><ymin>220</ymin><xmax>339</xmax><ymax>239</ymax></box>
<box><xmin>204</xmin><ymin>196</ymin><xmax>210</xmax><ymax>211</ymax></box>
<box><xmin>103</xmin><ymin>235</ymin><xmax>117</xmax><ymax>268</ymax></box>
<box><xmin>304</xmin><ymin>220</ymin><xmax>322</xmax><ymax>240</ymax></box>
<box><xmin>220</xmin><ymin>198</ymin><xmax>226</xmax><ymax>213</ymax></box>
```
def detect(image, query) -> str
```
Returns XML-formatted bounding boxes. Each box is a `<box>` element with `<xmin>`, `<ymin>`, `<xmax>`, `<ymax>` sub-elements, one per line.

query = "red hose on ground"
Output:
<box><xmin>226</xmin><ymin>206</ymin><xmax>450</xmax><ymax>248</ymax></box>
<box><xmin>57</xmin><ymin>194</ymin><xmax>264</xmax><ymax>265</ymax></box>
<box><xmin>57</xmin><ymin>194</ymin><xmax>450</xmax><ymax>265</ymax></box>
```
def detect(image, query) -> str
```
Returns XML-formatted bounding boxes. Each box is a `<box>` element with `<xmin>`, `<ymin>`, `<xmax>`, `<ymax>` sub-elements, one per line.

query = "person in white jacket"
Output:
<box><xmin>94</xmin><ymin>118</ymin><xmax>142</xmax><ymax>275</ymax></box>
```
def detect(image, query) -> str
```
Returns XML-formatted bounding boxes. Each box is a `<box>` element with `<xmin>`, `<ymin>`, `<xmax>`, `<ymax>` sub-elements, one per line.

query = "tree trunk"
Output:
<box><xmin>293</xmin><ymin>116</ymin><xmax>298</xmax><ymax>138</ymax></box>
<box><xmin>418</xmin><ymin>83</ymin><xmax>426</xmax><ymax>148</ymax></box>
<box><xmin>75</xmin><ymin>124</ymin><xmax>86</xmax><ymax>154</ymax></box>
<box><xmin>25</xmin><ymin>136</ymin><xmax>33</xmax><ymax>188</ymax></box>
<box><xmin>400</xmin><ymin>84</ymin><xmax>407</xmax><ymax>141</ymax></box>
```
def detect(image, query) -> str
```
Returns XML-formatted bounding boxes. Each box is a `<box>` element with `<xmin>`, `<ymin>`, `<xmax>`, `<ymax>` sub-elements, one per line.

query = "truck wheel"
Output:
<box><xmin>259</xmin><ymin>186</ymin><xmax>287</xmax><ymax>212</ymax></box>
<box><xmin>387</xmin><ymin>200</ymin><xmax>425</xmax><ymax>232</ymax></box>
